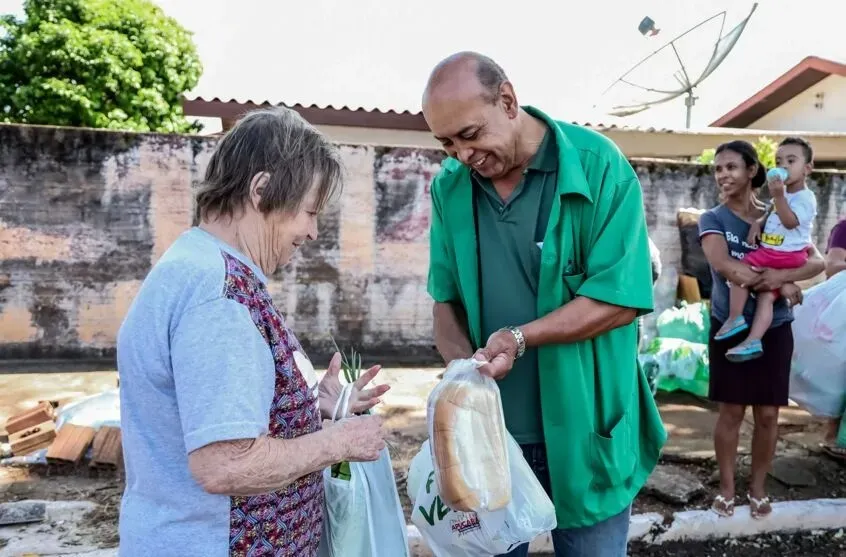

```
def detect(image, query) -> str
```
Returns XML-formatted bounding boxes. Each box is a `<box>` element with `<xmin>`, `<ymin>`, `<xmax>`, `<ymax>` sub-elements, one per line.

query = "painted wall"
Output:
<box><xmin>1</xmin><ymin>123</ymin><xmax>845</xmax><ymax>365</ymax></box>
<box><xmin>751</xmin><ymin>75</ymin><xmax>846</xmax><ymax>133</ymax></box>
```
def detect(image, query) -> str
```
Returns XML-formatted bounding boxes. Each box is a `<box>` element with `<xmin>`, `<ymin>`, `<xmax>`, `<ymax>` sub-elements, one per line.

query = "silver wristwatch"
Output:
<box><xmin>501</xmin><ymin>326</ymin><xmax>526</xmax><ymax>359</ymax></box>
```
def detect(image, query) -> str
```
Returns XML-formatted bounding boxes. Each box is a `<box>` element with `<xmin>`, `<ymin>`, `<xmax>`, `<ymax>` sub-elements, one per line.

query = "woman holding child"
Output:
<box><xmin>698</xmin><ymin>139</ymin><xmax>825</xmax><ymax>519</ymax></box>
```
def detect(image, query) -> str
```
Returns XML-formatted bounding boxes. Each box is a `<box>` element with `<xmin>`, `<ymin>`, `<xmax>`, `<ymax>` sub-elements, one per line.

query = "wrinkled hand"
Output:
<box><xmin>752</xmin><ymin>268</ymin><xmax>788</xmax><ymax>292</ymax></box>
<box><xmin>318</xmin><ymin>352</ymin><xmax>390</xmax><ymax>419</ymax></box>
<box><xmin>333</xmin><ymin>414</ymin><xmax>386</xmax><ymax>462</ymax></box>
<box><xmin>746</xmin><ymin>222</ymin><xmax>762</xmax><ymax>247</ymax></box>
<box><xmin>473</xmin><ymin>329</ymin><xmax>518</xmax><ymax>380</ymax></box>
<box><xmin>779</xmin><ymin>282</ymin><xmax>803</xmax><ymax>307</ymax></box>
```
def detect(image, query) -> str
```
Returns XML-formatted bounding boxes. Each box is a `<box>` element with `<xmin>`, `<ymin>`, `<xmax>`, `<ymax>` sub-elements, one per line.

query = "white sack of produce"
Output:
<box><xmin>427</xmin><ymin>358</ymin><xmax>510</xmax><ymax>513</ymax></box>
<box><xmin>408</xmin><ymin>437</ymin><xmax>556</xmax><ymax>556</ymax></box>
<box><xmin>790</xmin><ymin>271</ymin><xmax>846</xmax><ymax>417</ymax></box>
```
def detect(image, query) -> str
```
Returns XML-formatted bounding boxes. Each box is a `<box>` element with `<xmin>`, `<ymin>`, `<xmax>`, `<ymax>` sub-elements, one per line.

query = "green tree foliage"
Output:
<box><xmin>0</xmin><ymin>0</ymin><xmax>202</xmax><ymax>133</ymax></box>
<box><xmin>697</xmin><ymin>136</ymin><xmax>778</xmax><ymax>169</ymax></box>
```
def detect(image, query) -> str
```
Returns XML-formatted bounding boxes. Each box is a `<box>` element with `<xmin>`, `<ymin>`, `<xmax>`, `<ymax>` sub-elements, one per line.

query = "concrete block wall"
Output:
<box><xmin>1</xmin><ymin>123</ymin><xmax>845</xmax><ymax>365</ymax></box>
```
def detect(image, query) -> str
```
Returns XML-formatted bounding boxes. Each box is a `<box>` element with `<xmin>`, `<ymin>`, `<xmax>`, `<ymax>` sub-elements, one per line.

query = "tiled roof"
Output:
<box><xmin>181</xmin><ymin>95</ymin><xmax>669</xmax><ymax>133</ymax></box>
<box><xmin>182</xmin><ymin>95</ymin><xmax>429</xmax><ymax>131</ymax></box>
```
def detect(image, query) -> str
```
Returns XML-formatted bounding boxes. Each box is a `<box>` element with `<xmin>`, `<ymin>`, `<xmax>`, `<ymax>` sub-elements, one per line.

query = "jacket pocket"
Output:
<box><xmin>589</xmin><ymin>411</ymin><xmax>636</xmax><ymax>489</ymax></box>
<box><xmin>562</xmin><ymin>272</ymin><xmax>586</xmax><ymax>299</ymax></box>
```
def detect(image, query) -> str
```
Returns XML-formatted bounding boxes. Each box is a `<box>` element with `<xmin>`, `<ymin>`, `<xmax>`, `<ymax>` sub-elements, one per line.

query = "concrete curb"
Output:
<box><xmin>9</xmin><ymin>499</ymin><xmax>846</xmax><ymax>556</ymax></box>
<box><xmin>645</xmin><ymin>498</ymin><xmax>846</xmax><ymax>544</ymax></box>
<box><xmin>406</xmin><ymin>498</ymin><xmax>846</xmax><ymax>553</ymax></box>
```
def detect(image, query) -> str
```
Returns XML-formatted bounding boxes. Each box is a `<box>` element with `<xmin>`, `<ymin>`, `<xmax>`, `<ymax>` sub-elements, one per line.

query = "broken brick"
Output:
<box><xmin>46</xmin><ymin>424</ymin><xmax>96</xmax><ymax>464</ymax></box>
<box><xmin>89</xmin><ymin>426</ymin><xmax>122</xmax><ymax>470</ymax></box>
<box><xmin>10</xmin><ymin>421</ymin><xmax>56</xmax><ymax>456</ymax></box>
<box><xmin>5</xmin><ymin>401</ymin><xmax>55</xmax><ymax>436</ymax></box>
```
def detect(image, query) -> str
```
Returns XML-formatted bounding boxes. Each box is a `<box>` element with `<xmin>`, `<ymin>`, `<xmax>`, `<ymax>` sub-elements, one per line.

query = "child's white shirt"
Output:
<box><xmin>761</xmin><ymin>187</ymin><xmax>817</xmax><ymax>252</ymax></box>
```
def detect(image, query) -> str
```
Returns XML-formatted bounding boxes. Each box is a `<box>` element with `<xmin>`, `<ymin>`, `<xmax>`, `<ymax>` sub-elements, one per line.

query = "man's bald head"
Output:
<box><xmin>421</xmin><ymin>52</ymin><xmax>524</xmax><ymax>180</ymax></box>
<box><xmin>423</xmin><ymin>51</ymin><xmax>509</xmax><ymax>106</ymax></box>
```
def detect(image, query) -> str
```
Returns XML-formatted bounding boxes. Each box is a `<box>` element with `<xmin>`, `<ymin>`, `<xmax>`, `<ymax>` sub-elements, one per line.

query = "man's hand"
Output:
<box><xmin>746</xmin><ymin>221</ymin><xmax>762</xmax><ymax>247</ymax></box>
<box><xmin>779</xmin><ymin>282</ymin><xmax>803</xmax><ymax>307</ymax></box>
<box><xmin>473</xmin><ymin>329</ymin><xmax>518</xmax><ymax>380</ymax></box>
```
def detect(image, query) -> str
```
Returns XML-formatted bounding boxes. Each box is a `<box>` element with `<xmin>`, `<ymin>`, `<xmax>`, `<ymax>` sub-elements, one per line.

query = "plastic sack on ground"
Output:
<box><xmin>319</xmin><ymin>384</ymin><xmax>409</xmax><ymax>557</ymax></box>
<box><xmin>789</xmin><ymin>272</ymin><xmax>846</xmax><ymax>418</ymax></box>
<box><xmin>55</xmin><ymin>389</ymin><xmax>121</xmax><ymax>430</ymax></box>
<box><xmin>639</xmin><ymin>337</ymin><xmax>710</xmax><ymax>398</ymax></box>
<box><xmin>409</xmin><ymin>437</ymin><xmax>556</xmax><ymax>556</ymax></box>
<box><xmin>427</xmin><ymin>358</ymin><xmax>510</xmax><ymax>513</ymax></box>
<box><xmin>655</xmin><ymin>301</ymin><xmax>711</xmax><ymax>345</ymax></box>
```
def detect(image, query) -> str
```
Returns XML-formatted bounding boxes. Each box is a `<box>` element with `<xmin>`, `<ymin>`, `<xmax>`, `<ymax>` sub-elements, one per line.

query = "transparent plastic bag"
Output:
<box><xmin>320</xmin><ymin>384</ymin><xmax>409</xmax><ymax>557</ymax></box>
<box><xmin>789</xmin><ymin>273</ymin><xmax>846</xmax><ymax>417</ymax></box>
<box><xmin>409</xmin><ymin>436</ymin><xmax>557</xmax><ymax>556</ymax></box>
<box><xmin>427</xmin><ymin>358</ymin><xmax>510</xmax><ymax>513</ymax></box>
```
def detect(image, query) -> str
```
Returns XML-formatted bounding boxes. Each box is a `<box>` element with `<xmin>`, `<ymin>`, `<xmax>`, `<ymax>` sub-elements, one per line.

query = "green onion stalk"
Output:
<box><xmin>328</xmin><ymin>336</ymin><xmax>396</xmax><ymax>481</ymax></box>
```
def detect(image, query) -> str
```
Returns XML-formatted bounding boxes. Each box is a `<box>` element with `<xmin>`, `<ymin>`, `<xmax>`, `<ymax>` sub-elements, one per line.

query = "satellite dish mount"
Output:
<box><xmin>601</xmin><ymin>3</ymin><xmax>758</xmax><ymax>128</ymax></box>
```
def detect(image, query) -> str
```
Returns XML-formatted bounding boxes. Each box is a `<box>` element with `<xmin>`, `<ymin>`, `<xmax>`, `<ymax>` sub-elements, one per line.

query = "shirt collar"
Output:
<box><xmin>527</xmin><ymin>128</ymin><xmax>557</xmax><ymax>173</ymax></box>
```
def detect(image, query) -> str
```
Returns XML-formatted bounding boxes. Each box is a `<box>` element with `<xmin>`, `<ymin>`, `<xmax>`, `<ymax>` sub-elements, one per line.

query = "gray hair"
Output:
<box><xmin>472</xmin><ymin>53</ymin><xmax>508</xmax><ymax>104</ymax></box>
<box><xmin>194</xmin><ymin>106</ymin><xmax>344</xmax><ymax>224</ymax></box>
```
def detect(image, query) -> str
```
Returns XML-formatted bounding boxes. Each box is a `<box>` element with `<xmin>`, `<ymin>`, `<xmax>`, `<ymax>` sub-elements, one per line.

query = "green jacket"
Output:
<box><xmin>427</xmin><ymin>106</ymin><xmax>667</xmax><ymax>528</ymax></box>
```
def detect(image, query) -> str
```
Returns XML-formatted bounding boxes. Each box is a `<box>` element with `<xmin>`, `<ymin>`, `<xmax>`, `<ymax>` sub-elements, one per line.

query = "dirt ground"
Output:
<box><xmin>0</xmin><ymin>464</ymin><xmax>122</xmax><ymax>549</ymax></box>
<box><xmin>2</xmin><ymin>368</ymin><xmax>846</xmax><ymax>553</ymax></box>
<box><xmin>3</xmin><ymin>409</ymin><xmax>845</xmax><ymax>540</ymax></box>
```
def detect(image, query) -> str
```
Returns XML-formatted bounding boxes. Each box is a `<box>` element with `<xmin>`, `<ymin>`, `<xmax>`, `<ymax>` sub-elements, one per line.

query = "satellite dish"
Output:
<box><xmin>598</xmin><ymin>3</ymin><xmax>758</xmax><ymax>128</ymax></box>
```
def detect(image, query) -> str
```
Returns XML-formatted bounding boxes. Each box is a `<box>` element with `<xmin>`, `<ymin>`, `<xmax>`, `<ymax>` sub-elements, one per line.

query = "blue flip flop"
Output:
<box><xmin>714</xmin><ymin>316</ymin><xmax>749</xmax><ymax>341</ymax></box>
<box><xmin>726</xmin><ymin>339</ymin><xmax>763</xmax><ymax>362</ymax></box>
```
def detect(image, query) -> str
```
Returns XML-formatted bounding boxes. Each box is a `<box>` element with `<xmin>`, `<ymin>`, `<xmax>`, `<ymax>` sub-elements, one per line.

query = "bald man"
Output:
<box><xmin>423</xmin><ymin>52</ymin><xmax>666</xmax><ymax>557</ymax></box>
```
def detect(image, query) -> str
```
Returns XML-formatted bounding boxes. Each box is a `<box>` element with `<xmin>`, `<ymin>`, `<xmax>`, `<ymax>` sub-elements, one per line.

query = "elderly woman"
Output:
<box><xmin>698</xmin><ymin>140</ymin><xmax>824</xmax><ymax>519</ymax></box>
<box><xmin>822</xmin><ymin>217</ymin><xmax>846</xmax><ymax>459</ymax></box>
<box><xmin>116</xmin><ymin>107</ymin><xmax>390</xmax><ymax>556</ymax></box>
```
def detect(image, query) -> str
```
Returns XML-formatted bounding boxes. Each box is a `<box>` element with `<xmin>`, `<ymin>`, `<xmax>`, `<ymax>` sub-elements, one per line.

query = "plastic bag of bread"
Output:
<box><xmin>408</xmin><ymin>436</ymin><xmax>557</xmax><ymax>556</ymax></box>
<box><xmin>427</xmin><ymin>358</ymin><xmax>511</xmax><ymax>513</ymax></box>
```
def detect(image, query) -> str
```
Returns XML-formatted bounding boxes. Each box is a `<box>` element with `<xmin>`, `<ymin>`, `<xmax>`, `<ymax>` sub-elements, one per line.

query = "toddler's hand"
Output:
<box><xmin>768</xmin><ymin>177</ymin><xmax>785</xmax><ymax>198</ymax></box>
<box><xmin>746</xmin><ymin>222</ymin><xmax>761</xmax><ymax>247</ymax></box>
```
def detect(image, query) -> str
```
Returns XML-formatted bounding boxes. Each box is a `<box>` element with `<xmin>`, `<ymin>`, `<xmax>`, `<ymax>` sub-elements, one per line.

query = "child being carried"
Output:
<box><xmin>715</xmin><ymin>137</ymin><xmax>818</xmax><ymax>362</ymax></box>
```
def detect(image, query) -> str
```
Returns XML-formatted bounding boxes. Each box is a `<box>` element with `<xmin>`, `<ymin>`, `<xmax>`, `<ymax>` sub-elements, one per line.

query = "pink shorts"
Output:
<box><xmin>744</xmin><ymin>246</ymin><xmax>808</xmax><ymax>297</ymax></box>
<box><xmin>744</xmin><ymin>246</ymin><xmax>808</xmax><ymax>269</ymax></box>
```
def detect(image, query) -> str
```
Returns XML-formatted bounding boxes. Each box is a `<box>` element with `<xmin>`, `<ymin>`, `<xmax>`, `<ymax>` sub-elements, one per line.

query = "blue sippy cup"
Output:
<box><xmin>767</xmin><ymin>167</ymin><xmax>788</xmax><ymax>182</ymax></box>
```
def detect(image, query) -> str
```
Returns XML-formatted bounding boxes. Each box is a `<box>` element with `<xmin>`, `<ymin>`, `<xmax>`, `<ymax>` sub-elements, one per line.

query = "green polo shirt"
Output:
<box><xmin>474</xmin><ymin>129</ymin><xmax>557</xmax><ymax>444</ymax></box>
<box><xmin>427</xmin><ymin>106</ymin><xmax>667</xmax><ymax>529</ymax></box>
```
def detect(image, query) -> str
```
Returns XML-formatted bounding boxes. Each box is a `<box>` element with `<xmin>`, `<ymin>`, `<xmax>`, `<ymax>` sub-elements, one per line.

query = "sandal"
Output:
<box><xmin>714</xmin><ymin>316</ymin><xmax>749</xmax><ymax>341</ymax></box>
<box><xmin>711</xmin><ymin>494</ymin><xmax>735</xmax><ymax>517</ymax></box>
<box><xmin>747</xmin><ymin>493</ymin><xmax>772</xmax><ymax>519</ymax></box>
<box><xmin>726</xmin><ymin>339</ymin><xmax>763</xmax><ymax>363</ymax></box>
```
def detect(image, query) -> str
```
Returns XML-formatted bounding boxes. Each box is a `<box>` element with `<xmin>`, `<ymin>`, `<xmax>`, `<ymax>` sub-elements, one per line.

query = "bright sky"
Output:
<box><xmin>1</xmin><ymin>0</ymin><xmax>843</xmax><ymax>130</ymax></box>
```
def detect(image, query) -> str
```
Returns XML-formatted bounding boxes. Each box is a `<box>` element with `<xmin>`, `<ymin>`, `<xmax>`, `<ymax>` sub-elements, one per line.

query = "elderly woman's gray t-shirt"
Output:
<box><xmin>698</xmin><ymin>204</ymin><xmax>792</xmax><ymax>328</ymax></box>
<box><xmin>116</xmin><ymin>227</ymin><xmax>324</xmax><ymax>556</ymax></box>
